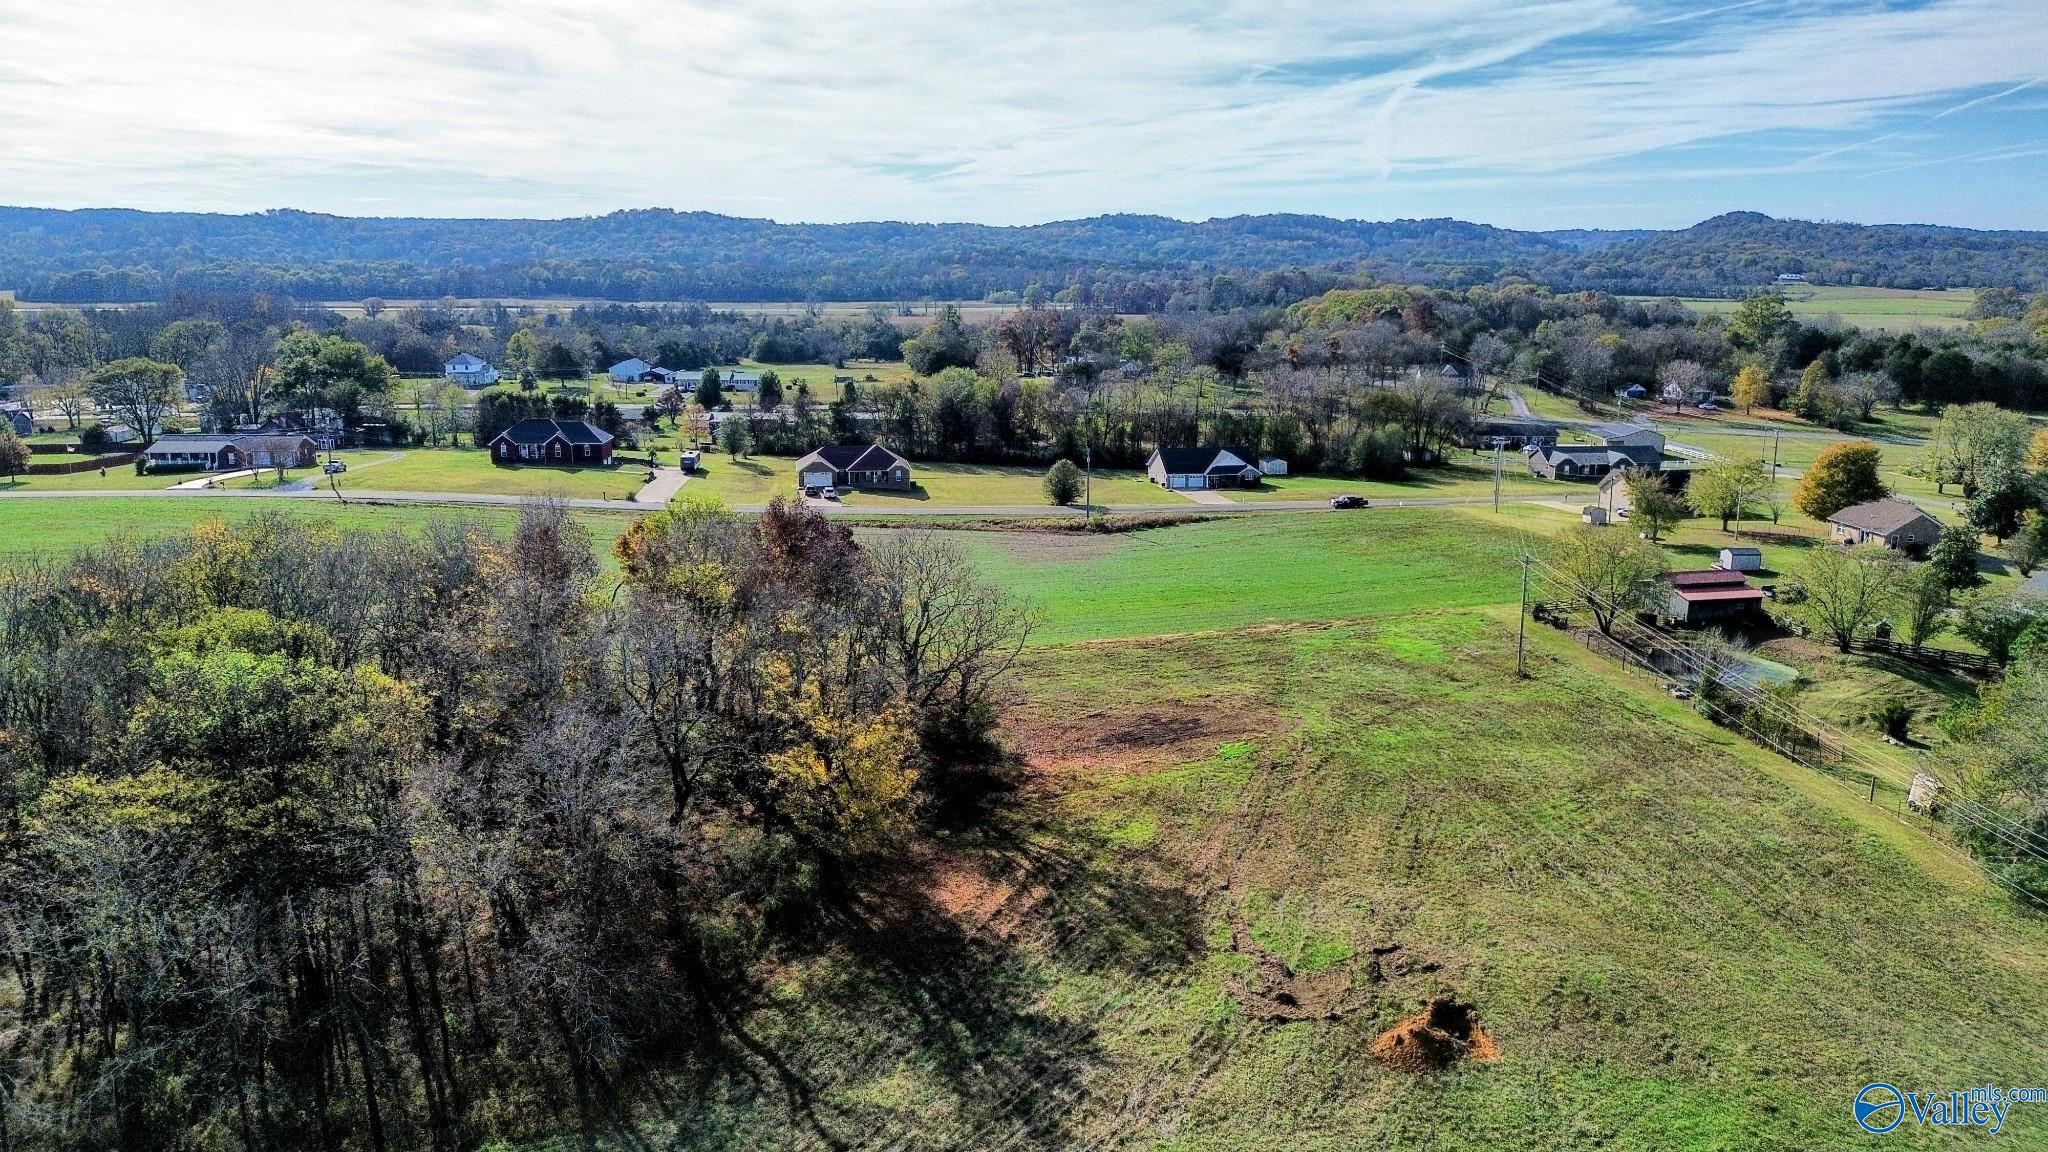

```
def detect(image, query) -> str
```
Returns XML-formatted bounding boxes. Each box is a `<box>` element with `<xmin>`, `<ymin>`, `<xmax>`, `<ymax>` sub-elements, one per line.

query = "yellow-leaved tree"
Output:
<box><xmin>761</xmin><ymin>664</ymin><xmax>919</xmax><ymax>853</ymax></box>
<box><xmin>1732</xmin><ymin>364</ymin><xmax>1773</xmax><ymax>414</ymax></box>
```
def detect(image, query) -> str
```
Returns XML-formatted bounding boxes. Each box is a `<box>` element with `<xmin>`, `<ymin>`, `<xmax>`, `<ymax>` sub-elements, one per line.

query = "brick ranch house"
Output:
<box><xmin>1826</xmin><ymin>498</ymin><xmax>1941</xmax><ymax>556</ymax></box>
<box><xmin>143</xmin><ymin>433</ymin><xmax>319</xmax><ymax>472</ymax></box>
<box><xmin>488</xmin><ymin>419</ymin><xmax>615</xmax><ymax>466</ymax></box>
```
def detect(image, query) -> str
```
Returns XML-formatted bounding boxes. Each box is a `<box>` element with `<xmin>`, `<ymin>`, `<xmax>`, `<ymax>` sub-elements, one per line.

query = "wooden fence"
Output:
<box><xmin>26</xmin><ymin>452</ymin><xmax>139</xmax><ymax>475</ymax></box>
<box><xmin>1855</xmin><ymin>636</ymin><xmax>2003</xmax><ymax>678</ymax></box>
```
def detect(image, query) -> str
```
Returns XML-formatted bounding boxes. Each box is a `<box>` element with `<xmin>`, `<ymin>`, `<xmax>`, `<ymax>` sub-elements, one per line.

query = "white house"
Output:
<box><xmin>705</xmin><ymin>368</ymin><xmax>760</xmax><ymax>393</ymax></box>
<box><xmin>609</xmin><ymin>358</ymin><xmax>654</xmax><ymax>383</ymax></box>
<box><xmin>443</xmin><ymin>354</ymin><xmax>500</xmax><ymax>388</ymax></box>
<box><xmin>1145</xmin><ymin>446</ymin><xmax>1264</xmax><ymax>490</ymax></box>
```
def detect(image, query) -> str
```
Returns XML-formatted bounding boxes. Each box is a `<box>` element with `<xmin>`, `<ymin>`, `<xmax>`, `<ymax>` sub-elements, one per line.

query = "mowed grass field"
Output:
<box><xmin>324</xmin><ymin>448</ymin><xmax>651</xmax><ymax>501</ymax></box>
<box><xmin>0</xmin><ymin>496</ymin><xmax>640</xmax><ymax>559</ymax></box>
<box><xmin>1625</xmin><ymin>286</ymin><xmax>1977</xmax><ymax>331</ymax></box>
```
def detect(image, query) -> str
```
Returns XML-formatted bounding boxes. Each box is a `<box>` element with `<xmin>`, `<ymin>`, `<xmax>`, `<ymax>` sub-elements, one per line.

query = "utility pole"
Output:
<box><xmin>1517</xmin><ymin>552</ymin><xmax>1532</xmax><ymax>678</ymax></box>
<box><xmin>1490</xmin><ymin>436</ymin><xmax>1507</xmax><ymax>512</ymax></box>
<box><xmin>1084</xmin><ymin>442</ymin><xmax>1093</xmax><ymax>515</ymax></box>
<box><xmin>1771</xmin><ymin>431</ymin><xmax>1781</xmax><ymax>486</ymax></box>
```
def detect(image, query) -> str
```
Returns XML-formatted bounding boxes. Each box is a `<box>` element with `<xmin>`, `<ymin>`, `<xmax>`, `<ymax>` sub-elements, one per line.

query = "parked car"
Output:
<box><xmin>1329</xmin><ymin>494</ymin><xmax>1368</xmax><ymax>509</ymax></box>
<box><xmin>1697</xmin><ymin>400</ymin><xmax>1720</xmax><ymax>413</ymax></box>
<box><xmin>822</xmin><ymin>487</ymin><xmax>840</xmax><ymax>501</ymax></box>
<box><xmin>323</xmin><ymin>460</ymin><xmax>347</xmax><ymax>474</ymax></box>
<box><xmin>804</xmin><ymin>485</ymin><xmax>821</xmax><ymax>499</ymax></box>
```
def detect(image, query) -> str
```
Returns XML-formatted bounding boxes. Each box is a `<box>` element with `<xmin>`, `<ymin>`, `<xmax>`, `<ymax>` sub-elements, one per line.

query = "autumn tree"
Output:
<box><xmin>1794</xmin><ymin>543</ymin><xmax>1907</xmax><ymax>652</ymax></box>
<box><xmin>1731</xmin><ymin>364</ymin><xmax>1773</xmax><ymax>414</ymax></box>
<box><xmin>1551</xmin><ymin>524</ymin><xmax>1668</xmax><ymax>635</ymax></box>
<box><xmin>1794</xmin><ymin>440</ymin><xmax>1888</xmax><ymax>521</ymax></box>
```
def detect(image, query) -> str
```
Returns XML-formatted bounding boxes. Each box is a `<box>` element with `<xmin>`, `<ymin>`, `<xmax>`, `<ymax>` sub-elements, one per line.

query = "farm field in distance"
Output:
<box><xmin>1624</xmin><ymin>285</ymin><xmax>1977</xmax><ymax>331</ymax></box>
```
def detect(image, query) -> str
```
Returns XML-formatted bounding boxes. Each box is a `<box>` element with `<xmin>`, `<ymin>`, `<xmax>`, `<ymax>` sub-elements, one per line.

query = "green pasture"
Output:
<box><xmin>1626</xmin><ymin>286</ymin><xmax>1977</xmax><ymax>331</ymax></box>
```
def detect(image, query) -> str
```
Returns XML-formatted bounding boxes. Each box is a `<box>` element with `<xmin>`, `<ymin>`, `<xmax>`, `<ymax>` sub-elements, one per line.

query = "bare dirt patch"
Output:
<box><xmin>1370</xmin><ymin>997</ymin><xmax>1500</xmax><ymax>1073</ymax></box>
<box><xmin>922</xmin><ymin>851</ymin><xmax>1050</xmax><ymax>939</ymax></box>
<box><xmin>1007</xmin><ymin>698</ymin><xmax>1268</xmax><ymax>776</ymax></box>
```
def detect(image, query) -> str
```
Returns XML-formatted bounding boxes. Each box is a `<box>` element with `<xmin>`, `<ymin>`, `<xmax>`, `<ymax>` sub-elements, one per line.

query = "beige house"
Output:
<box><xmin>1826</xmin><ymin>498</ymin><xmax>1941</xmax><ymax>556</ymax></box>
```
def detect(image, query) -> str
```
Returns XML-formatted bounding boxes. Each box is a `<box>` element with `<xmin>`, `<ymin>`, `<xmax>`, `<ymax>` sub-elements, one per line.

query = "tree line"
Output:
<box><xmin>0</xmin><ymin>502</ymin><xmax>1032</xmax><ymax>1150</ymax></box>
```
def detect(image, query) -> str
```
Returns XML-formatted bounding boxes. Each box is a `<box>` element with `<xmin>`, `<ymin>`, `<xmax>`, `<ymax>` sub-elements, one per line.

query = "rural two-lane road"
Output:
<box><xmin>0</xmin><ymin>483</ymin><xmax>1569</xmax><ymax>517</ymax></box>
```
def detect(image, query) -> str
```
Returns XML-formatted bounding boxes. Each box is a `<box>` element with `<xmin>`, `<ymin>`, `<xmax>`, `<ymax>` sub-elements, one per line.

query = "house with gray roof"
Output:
<box><xmin>794</xmin><ymin>443</ymin><xmax>913</xmax><ymax>491</ymax></box>
<box><xmin>1827</xmin><ymin>498</ymin><xmax>1940</xmax><ymax>556</ymax></box>
<box><xmin>1145</xmin><ymin>446</ymin><xmax>1264</xmax><ymax>490</ymax></box>
<box><xmin>444</xmin><ymin>353</ymin><xmax>500</xmax><ymax>388</ymax></box>
<box><xmin>1526</xmin><ymin>422</ymin><xmax>1666</xmax><ymax>481</ymax></box>
<box><xmin>143</xmin><ymin>433</ymin><xmax>317</xmax><ymax>472</ymax></box>
<box><xmin>488</xmin><ymin>419</ymin><xmax>614</xmax><ymax>466</ymax></box>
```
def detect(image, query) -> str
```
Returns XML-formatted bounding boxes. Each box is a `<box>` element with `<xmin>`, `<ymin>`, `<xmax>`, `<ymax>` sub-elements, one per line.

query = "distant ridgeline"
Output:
<box><xmin>2</xmin><ymin>206</ymin><xmax>2045</xmax><ymax>304</ymax></box>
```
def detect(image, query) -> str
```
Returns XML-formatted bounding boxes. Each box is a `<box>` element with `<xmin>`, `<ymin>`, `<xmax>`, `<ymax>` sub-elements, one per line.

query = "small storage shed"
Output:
<box><xmin>1716</xmin><ymin>547</ymin><xmax>1764</xmax><ymax>572</ymax></box>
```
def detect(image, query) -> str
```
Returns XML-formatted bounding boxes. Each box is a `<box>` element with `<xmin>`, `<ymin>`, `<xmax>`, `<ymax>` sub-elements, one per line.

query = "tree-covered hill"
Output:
<box><xmin>2</xmin><ymin>205</ymin><xmax>2045</xmax><ymax>303</ymax></box>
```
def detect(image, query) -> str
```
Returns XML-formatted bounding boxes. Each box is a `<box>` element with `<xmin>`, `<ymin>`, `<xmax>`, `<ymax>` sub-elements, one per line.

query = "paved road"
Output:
<box><xmin>0</xmin><ymin>484</ymin><xmax>1568</xmax><ymax>518</ymax></box>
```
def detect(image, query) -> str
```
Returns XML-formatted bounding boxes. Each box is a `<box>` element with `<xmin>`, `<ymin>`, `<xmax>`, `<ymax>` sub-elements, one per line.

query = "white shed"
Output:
<box><xmin>1715</xmin><ymin>547</ymin><xmax>1764</xmax><ymax>572</ymax></box>
<box><xmin>1258</xmin><ymin>457</ymin><xmax>1289</xmax><ymax>477</ymax></box>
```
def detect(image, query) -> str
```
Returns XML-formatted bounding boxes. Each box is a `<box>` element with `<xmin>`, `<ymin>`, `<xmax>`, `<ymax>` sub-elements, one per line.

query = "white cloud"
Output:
<box><xmin>0</xmin><ymin>0</ymin><xmax>2039</xmax><ymax>225</ymax></box>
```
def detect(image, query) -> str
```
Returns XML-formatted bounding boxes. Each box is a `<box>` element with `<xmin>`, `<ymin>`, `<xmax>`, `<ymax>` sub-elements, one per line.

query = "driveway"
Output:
<box><xmin>1505</xmin><ymin>388</ymin><xmax>1534</xmax><ymax>419</ymax></box>
<box><xmin>1177</xmin><ymin>489</ymin><xmax>1236</xmax><ymax>506</ymax></box>
<box><xmin>634</xmin><ymin>466</ymin><xmax>690</xmax><ymax>504</ymax></box>
<box><xmin>169</xmin><ymin>469</ymin><xmax>257</xmax><ymax>489</ymax></box>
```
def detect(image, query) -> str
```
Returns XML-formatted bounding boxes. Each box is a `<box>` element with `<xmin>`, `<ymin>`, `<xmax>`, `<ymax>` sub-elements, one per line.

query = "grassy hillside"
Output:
<box><xmin>5</xmin><ymin>499</ymin><xmax>2040</xmax><ymax>1148</ymax></box>
<box><xmin>560</xmin><ymin>512</ymin><xmax>2039</xmax><ymax>1149</ymax></box>
<box><xmin>591</xmin><ymin>602</ymin><xmax>2044</xmax><ymax>1149</ymax></box>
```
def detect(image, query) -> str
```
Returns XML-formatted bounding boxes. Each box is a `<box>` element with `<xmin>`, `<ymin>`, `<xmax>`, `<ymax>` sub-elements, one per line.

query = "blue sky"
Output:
<box><xmin>0</xmin><ymin>0</ymin><xmax>2043</xmax><ymax>230</ymax></box>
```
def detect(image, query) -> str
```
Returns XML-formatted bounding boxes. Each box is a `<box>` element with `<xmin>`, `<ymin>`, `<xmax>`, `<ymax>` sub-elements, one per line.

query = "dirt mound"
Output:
<box><xmin>1370</xmin><ymin>998</ymin><xmax>1499</xmax><ymax>1073</ymax></box>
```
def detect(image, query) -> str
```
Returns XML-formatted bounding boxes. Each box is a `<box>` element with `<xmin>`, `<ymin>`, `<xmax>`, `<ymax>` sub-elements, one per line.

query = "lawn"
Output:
<box><xmin>325</xmin><ymin>448</ymin><xmax>653</xmax><ymax>501</ymax></box>
<box><xmin>1227</xmin><ymin>459</ymin><xmax>1565</xmax><ymax>504</ymax></box>
<box><xmin>676</xmin><ymin>454</ymin><xmax>802</xmax><ymax>505</ymax></box>
<box><xmin>831</xmin><ymin>462</ymin><xmax>1161</xmax><ymax>509</ymax></box>
<box><xmin>0</xmin><ymin>495</ymin><xmax>641</xmax><ymax>560</ymax></box>
<box><xmin>952</xmin><ymin>510</ymin><xmax>1524</xmax><ymax>645</ymax></box>
<box><xmin>0</xmin><ymin>464</ymin><xmax>196</xmax><ymax>492</ymax></box>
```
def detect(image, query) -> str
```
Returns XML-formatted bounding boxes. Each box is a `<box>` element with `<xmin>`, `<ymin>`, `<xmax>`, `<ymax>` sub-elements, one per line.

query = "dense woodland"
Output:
<box><xmin>7</xmin><ymin>207</ymin><xmax>2048</xmax><ymax>303</ymax></box>
<box><xmin>0</xmin><ymin>502</ymin><xmax>1032</xmax><ymax>1150</ymax></box>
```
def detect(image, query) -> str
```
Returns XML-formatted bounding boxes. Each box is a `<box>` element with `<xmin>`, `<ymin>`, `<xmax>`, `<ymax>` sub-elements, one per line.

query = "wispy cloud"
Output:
<box><xmin>1933</xmin><ymin>76</ymin><xmax>2041</xmax><ymax>119</ymax></box>
<box><xmin>0</xmin><ymin>0</ymin><xmax>2039</xmax><ymax>228</ymax></box>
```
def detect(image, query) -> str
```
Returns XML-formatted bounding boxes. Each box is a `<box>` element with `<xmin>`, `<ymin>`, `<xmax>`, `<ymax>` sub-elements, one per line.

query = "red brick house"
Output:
<box><xmin>489</xmin><ymin>419</ymin><xmax>615</xmax><ymax>466</ymax></box>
